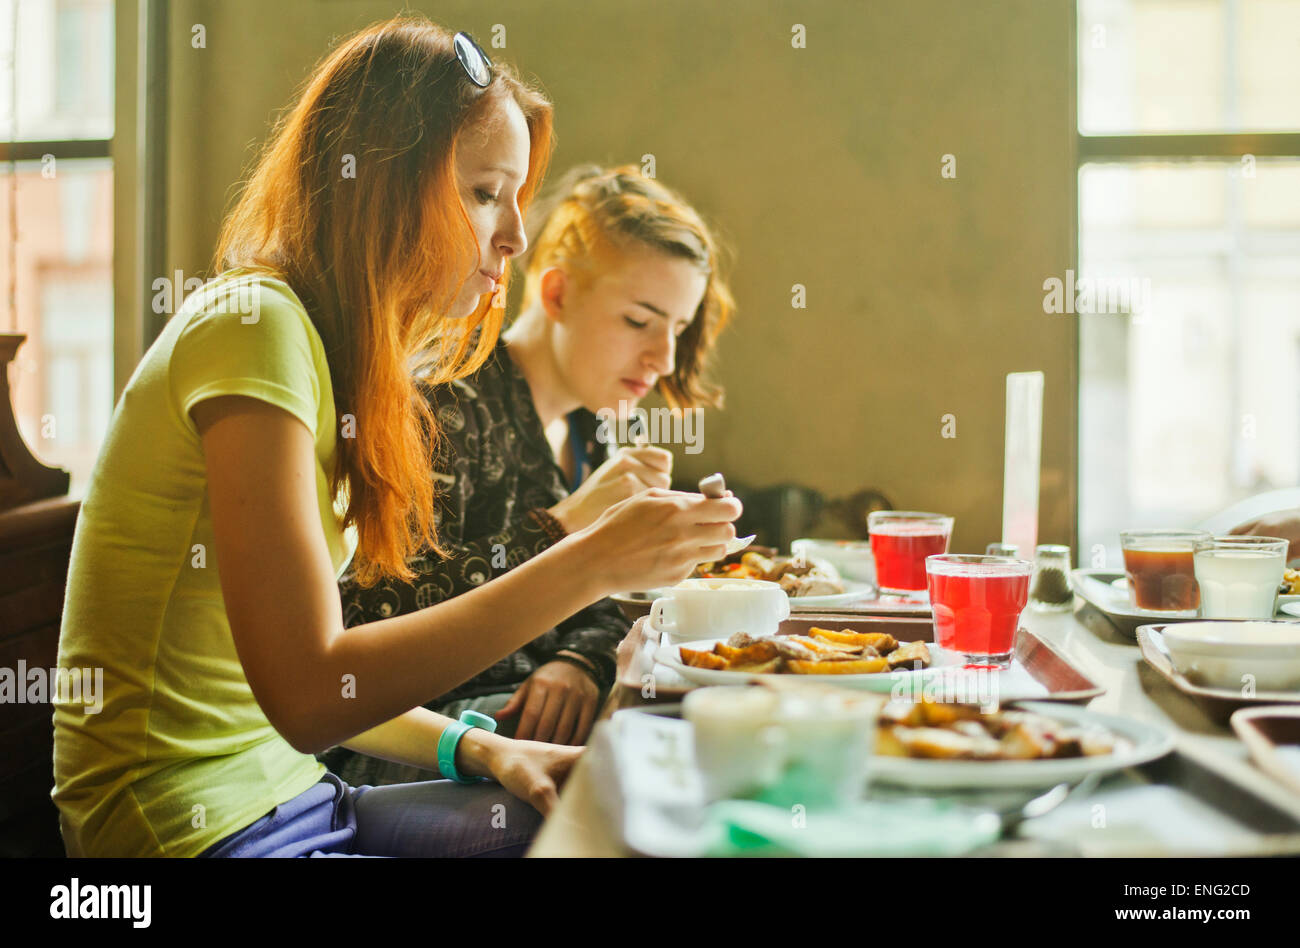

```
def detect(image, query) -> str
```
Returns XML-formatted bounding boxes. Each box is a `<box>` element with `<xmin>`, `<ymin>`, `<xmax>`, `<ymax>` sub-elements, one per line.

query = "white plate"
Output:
<box><xmin>654</xmin><ymin>636</ymin><xmax>963</xmax><ymax>693</ymax></box>
<box><xmin>648</xmin><ymin>579</ymin><xmax>875</xmax><ymax>611</ymax></box>
<box><xmin>784</xmin><ymin>580</ymin><xmax>877</xmax><ymax>609</ymax></box>
<box><xmin>867</xmin><ymin>701</ymin><xmax>1175</xmax><ymax>789</ymax></box>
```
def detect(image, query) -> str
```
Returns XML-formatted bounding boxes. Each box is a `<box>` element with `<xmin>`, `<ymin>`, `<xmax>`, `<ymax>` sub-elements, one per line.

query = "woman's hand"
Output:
<box><xmin>472</xmin><ymin>734</ymin><xmax>582</xmax><ymax>817</ymax></box>
<box><xmin>496</xmin><ymin>660</ymin><xmax>601</xmax><ymax>745</ymax></box>
<box><xmin>549</xmin><ymin>445</ymin><xmax>674</xmax><ymax>533</ymax></box>
<box><xmin>1230</xmin><ymin>508</ymin><xmax>1300</xmax><ymax>561</ymax></box>
<box><xmin>574</xmin><ymin>488</ymin><xmax>743</xmax><ymax>595</ymax></box>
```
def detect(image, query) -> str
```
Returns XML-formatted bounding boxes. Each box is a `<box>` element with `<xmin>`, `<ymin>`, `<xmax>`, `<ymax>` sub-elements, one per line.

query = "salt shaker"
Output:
<box><xmin>1029</xmin><ymin>544</ymin><xmax>1073</xmax><ymax>612</ymax></box>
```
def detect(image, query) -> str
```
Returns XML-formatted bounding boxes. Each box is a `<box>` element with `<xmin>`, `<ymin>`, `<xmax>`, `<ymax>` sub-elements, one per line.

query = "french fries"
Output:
<box><xmin>785</xmin><ymin>636</ymin><xmax>863</xmax><ymax>660</ymax></box>
<box><xmin>675</xmin><ymin>629</ymin><xmax>930</xmax><ymax>676</ymax></box>
<box><xmin>713</xmin><ymin>641</ymin><xmax>780</xmax><ymax>665</ymax></box>
<box><xmin>809</xmin><ymin>628</ymin><xmax>898</xmax><ymax>653</ymax></box>
<box><xmin>786</xmin><ymin>657</ymin><xmax>890</xmax><ymax>675</ymax></box>
<box><xmin>678</xmin><ymin>647</ymin><xmax>728</xmax><ymax>670</ymax></box>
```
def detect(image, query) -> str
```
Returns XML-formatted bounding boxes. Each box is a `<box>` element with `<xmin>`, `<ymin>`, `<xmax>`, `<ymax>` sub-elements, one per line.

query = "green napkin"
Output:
<box><xmin>701</xmin><ymin>797</ymin><xmax>1002</xmax><ymax>857</ymax></box>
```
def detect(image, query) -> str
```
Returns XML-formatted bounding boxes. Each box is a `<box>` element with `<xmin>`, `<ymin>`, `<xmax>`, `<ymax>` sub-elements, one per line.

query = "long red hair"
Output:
<box><xmin>214</xmin><ymin>16</ymin><xmax>554</xmax><ymax>585</ymax></box>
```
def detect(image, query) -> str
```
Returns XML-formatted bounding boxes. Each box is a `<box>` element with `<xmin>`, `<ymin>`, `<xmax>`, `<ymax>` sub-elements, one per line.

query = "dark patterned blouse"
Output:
<box><xmin>336</xmin><ymin>338</ymin><xmax>627</xmax><ymax>702</ymax></box>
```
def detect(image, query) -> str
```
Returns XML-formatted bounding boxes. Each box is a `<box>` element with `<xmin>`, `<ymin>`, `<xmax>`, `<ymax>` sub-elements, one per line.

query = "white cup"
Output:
<box><xmin>772</xmin><ymin>690</ymin><xmax>878</xmax><ymax>809</ymax></box>
<box><xmin>684</xmin><ymin>685</ymin><xmax>880</xmax><ymax>806</ymax></box>
<box><xmin>648</xmin><ymin>577</ymin><xmax>790</xmax><ymax>644</ymax></box>
<box><xmin>684</xmin><ymin>686</ymin><xmax>786</xmax><ymax>802</ymax></box>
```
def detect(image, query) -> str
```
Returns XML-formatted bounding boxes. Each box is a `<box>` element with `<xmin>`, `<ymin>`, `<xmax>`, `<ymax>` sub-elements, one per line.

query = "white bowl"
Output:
<box><xmin>1159</xmin><ymin>621</ymin><xmax>1300</xmax><ymax>692</ymax></box>
<box><xmin>791</xmin><ymin>538</ymin><xmax>876</xmax><ymax>584</ymax></box>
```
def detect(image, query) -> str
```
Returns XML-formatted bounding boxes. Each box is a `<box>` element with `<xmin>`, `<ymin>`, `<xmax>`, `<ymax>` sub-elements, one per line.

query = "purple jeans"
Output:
<box><xmin>199</xmin><ymin>773</ymin><xmax>542</xmax><ymax>858</ymax></box>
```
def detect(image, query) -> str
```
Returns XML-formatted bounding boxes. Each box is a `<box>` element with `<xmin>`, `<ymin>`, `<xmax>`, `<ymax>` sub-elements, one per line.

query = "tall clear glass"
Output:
<box><xmin>1194</xmin><ymin>536</ymin><xmax>1288</xmax><ymax>619</ymax></box>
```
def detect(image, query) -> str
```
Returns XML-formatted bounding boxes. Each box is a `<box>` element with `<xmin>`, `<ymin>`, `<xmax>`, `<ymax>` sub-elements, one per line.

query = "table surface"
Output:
<box><xmin>528</xmin><ymin>600</ymin><xmax>1300</xmax><ymax>857</ymax></box>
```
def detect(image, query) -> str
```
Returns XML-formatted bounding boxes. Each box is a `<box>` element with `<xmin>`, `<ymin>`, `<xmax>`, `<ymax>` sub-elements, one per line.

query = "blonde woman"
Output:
<box><xmin>330</xmin><ymin>166</ymin><xmax>733</xmax><ymax>785</ymax></box>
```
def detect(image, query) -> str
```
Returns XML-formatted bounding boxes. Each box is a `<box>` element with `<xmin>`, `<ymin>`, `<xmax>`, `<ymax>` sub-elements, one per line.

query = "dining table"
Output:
<box><xmin>528</xmin><ymin>597</ymin><xmax>1300</xmax><ymax>857</ymax></box>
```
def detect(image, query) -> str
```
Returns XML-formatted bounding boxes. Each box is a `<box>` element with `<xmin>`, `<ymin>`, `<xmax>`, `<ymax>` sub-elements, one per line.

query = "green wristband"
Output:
<box><xmin>437</xmin><ymin>710</ymin><xmax>498</xmax><ymax>784</ymax></box>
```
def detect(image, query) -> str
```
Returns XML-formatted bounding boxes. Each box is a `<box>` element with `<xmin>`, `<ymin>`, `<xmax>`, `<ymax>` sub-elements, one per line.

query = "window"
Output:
<box><xmin>1077</xmin><ymin>0</ymin><xmax>1300</xmax><ymax>567</ymax></box>
<box><xmin>0</xmin><ymin>0</ymin><xmax>113</xmax><ymax>493</ymax></box>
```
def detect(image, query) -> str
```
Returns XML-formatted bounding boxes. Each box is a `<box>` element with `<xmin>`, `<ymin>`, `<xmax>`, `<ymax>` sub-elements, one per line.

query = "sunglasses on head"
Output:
<box><xmin>453</xmin><ymin>31</ymin><xmax>492</xmax><ymax>88</ymax></box>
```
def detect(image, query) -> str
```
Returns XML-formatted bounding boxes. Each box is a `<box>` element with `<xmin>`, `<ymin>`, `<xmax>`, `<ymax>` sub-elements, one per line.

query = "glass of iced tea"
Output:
<box><xmin>1119</xmin><ymin>529</ymin><xmax>1211</xmax><ymax>613</ymax></box>
<box><xmin>868</xmin><ymin>511</ymin><xmax>954</xmax><ymax>597</ymax></box>
<box><xmin>926</xmin><ymin>554</ymin><xmax>1032</xmax><ymax>667</ymax></box>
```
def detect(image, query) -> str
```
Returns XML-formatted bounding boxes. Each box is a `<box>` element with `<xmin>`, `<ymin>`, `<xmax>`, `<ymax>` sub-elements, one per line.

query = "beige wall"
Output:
<box><xmin>150</xmin><ymin>0</ymin><xmax>1078</xmax><ymax>554</ymax></box>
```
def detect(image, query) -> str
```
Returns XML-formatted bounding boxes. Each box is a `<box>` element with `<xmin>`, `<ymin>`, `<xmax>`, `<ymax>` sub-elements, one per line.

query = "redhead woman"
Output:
<box><xmin>51</xmin><ymin>18</ymin><xmax>740</xmax><ymax>858</ymax></box>
<box><xmin>327</xmin><ymin>166</ymin><xmax>732</xmax><ymax>786</ymax></box>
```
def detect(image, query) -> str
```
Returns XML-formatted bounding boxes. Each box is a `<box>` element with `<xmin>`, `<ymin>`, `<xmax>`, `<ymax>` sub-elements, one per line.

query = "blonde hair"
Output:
<box><xmin>520</xmin><ymin>165</ymin><xmax>732</xmax><ymax>409</ymax></box>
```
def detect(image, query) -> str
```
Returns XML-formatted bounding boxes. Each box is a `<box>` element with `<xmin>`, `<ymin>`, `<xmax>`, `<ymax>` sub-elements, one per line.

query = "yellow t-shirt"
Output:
<box><xmin>53</xmin><ymin>269</ymin><xmax>356</xmax><ymax>857</ymax></box>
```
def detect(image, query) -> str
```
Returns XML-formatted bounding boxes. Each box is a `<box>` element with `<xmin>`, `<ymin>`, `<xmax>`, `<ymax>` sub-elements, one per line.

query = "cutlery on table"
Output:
<box><xmin>698</xmin><ymin>472</ymin><xmax>756</xmax><ymax>556</ymax></box>
<box><xmin>995</xmin><ymin>772</ymin><xmax>1103</xmax><ymax>837</ymax></box>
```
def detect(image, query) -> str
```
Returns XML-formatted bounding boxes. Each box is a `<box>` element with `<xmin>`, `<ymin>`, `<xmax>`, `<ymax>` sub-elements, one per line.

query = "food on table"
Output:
<box><xmin>875</xmin><ymin>699</ymin><xmax>1131</xmax><ymax>761</ymax></box>
<box><xmin>693</xmin><ymin>547</ymin><xmax>846</xmax><ymax>598</ymax></box>
<box><xmin>677</xmin><ymin>627</ymin><xmax>930</xmax><ymax>676</ymax></box>
<box><xmin>1282</xmin><ymin>568</ymin><xmax>1300</xmax><ymax>595</ymax></box>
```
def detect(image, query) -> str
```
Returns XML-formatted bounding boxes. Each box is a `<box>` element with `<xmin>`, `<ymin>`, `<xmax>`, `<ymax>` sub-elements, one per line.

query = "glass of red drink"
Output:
<box><xmin>868</xmin><ymin>511</ymin><xmax>954</xmax><ymax>597</ymax></box>
<box><xmin>926</xmin><ymin>554</ymin><xmax>1031</xmax><ymax>668</ymax></box>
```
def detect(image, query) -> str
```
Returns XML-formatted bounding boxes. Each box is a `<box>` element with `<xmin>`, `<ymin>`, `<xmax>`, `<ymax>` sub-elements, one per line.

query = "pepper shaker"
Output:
<box><xmin>1029</xmin><ymin>544</ymin><xmax>1073</xmax><ymax>612</ymax></box>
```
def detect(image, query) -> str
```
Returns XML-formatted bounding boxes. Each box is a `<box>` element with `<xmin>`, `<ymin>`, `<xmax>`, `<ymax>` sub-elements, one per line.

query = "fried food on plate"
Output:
<box><xmin>874</xmin><ymin>698</ymin><xmax>1132</xmax><ymax>761</ymax></box>
<box><xmin>693</xmin><ymin>547</ymin><xmax>847</xmax><ymax>598</ymax></box>
<box><xmin>809</xmin><ymin>628</ymin><xmax>898</xmax><ymax>653</ymax></box>
<box><xmin>678</xmin><ymin>647</ymin><xmax>727</xmax><ymax>670</ymax></box>
<box><xmin>675</xmin><ymin>629</ymin><xmax>930</xmax><ymax>676</ymax></box>
<box><xmin>786</xmin><ymin>657</ymin><xmax>891</xmax><ymax>675</ymax></box>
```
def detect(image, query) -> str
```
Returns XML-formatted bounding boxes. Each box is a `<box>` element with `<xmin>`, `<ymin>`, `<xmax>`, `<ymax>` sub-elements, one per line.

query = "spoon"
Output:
<box><xmin>698</xmin><ymin>473</ymin><xmax>756</xmax><ymax>556</ymax></box>
<box><xmin>995</xmin><ymin>772</ymin><xmax>1102</xmax><ymax>837</ymax></box>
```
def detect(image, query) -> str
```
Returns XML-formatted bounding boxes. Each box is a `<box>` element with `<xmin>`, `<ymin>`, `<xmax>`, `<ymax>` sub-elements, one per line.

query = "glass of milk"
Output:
<box><xmin>1193</xmin><ymin>536</ymin><xmax>1289</xmax><ymax>619</ymax></box>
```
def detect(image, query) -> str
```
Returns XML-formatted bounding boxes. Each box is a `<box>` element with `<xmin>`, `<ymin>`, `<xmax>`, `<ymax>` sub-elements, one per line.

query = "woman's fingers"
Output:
<box><xmin>635</xmin><ymin>468</ymin><xmax>673</xmax><ymax>490</ymax></box>
<box><xmin>621</xmin><ymin>445</ymin><xmax>673</xmax><ymax>474</ymax></box>
<box><xmin>530</xmin><ymin>782</ymin><xmax>560</xmax><ymax>817</ymax></box>
<box><xmin>616</xmin><ymin>454</ymin><xmax>673</xmax><ymax>490</ymax></box>
<box><xmin>682</xmin><ymin>495</ymin><xmax>744</xmax><ymax>525</ymax></box>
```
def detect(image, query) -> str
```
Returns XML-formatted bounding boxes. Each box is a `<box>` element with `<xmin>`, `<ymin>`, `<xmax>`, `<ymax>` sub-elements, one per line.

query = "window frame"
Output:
<box><xmin>1074</xmin><ymin>1</ymin><xmax>1300</xmax><ymax>555</ymax></box>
